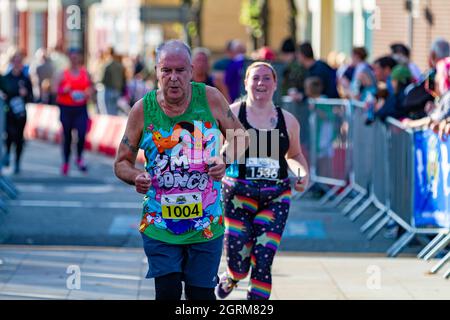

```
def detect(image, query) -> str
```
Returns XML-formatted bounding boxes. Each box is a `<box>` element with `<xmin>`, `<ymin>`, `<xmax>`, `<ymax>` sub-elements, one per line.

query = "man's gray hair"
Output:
<box><xmin>431</xmin><ymin>37</ymin><xmax>450</xmax><ymax>60</ymax></box>
<box><xmin>155</xmin><ymin>40</ymin><xmax>192</xmax><ymax>64</ymax></box>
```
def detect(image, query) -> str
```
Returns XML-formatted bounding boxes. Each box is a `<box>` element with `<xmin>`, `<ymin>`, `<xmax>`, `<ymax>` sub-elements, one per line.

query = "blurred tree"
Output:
<box><xmin>183</xmin><ymin>0</ymin><xmax>204</xmax><ymax>47</ymax></box>
<box><xmin>240</xmin><ymin>0</ymin><xmax>269</xmax><ymax>50</ymax></box>
<box><xmin>287</xmin><ymin>0</ymin><xmax>297</xmax><ymax>42</ymax></box>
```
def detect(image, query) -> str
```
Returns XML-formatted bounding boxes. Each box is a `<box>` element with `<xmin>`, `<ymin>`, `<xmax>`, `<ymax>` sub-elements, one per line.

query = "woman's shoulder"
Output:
<box><xmin>230</xmin><ymin>100</ymin><xmax>243</xmax><ymax>117</ymax></box>
<box><xmin>280</xmin><ymin>108</ymin><xmax>300</xmax><ymax>128</ymax></box>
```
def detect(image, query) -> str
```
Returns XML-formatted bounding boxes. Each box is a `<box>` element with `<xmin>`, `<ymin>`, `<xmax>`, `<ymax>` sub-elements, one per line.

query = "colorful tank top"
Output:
<box><xmin>139</xmin><ymin>82</ymin><xmax>224</xmax><ymax>244</ymax></box>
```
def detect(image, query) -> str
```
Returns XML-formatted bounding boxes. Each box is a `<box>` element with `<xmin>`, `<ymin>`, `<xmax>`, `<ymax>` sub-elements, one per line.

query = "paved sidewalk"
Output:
<box><xmin>0</xmin><ymin>245</ymin><xmax>448</xmax><ymax>300</ymax></box>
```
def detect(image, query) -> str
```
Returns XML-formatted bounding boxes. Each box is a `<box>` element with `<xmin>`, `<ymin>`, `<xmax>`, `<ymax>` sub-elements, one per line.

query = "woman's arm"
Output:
<box><xmin>283</xmin><ymin>110</ymin><xmax>309</xmax><ymax>191</ymax></box>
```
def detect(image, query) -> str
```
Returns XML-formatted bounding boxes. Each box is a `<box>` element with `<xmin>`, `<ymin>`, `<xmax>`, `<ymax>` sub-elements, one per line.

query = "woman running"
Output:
<box><xmin>216</xmin><ymin>61</ymin><xmax>309</xmax><ymax>300</ymax></box>
<box><xmin>1</xmin><ymin>50</ymin><xmax>34</xmax><ymax>174</ymax></box>
<box><xmin>55</xmin><ymin>48</ymin><xmax>93</xmax><ymax>175</ymax></box>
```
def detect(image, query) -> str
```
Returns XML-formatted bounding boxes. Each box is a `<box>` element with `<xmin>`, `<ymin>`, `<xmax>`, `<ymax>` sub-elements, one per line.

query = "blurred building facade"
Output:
<box><xmin>296</xmin><ymin>0</ymin><xmax>450</xmax><ymax>71</ymax></box>
<box><xmin>0</xmin><ymin>0</ymin><xmax>100</xmax><ymax>55</ymax></box>
<box><xmin>372</xmin><ymin>0</ymin><xmax>450</xmax><ymax>71</ymax></box>
<box><xmin>0</xmin><ymin>0</ymin><xmax>449</xmax><ymax>71</ymax></box>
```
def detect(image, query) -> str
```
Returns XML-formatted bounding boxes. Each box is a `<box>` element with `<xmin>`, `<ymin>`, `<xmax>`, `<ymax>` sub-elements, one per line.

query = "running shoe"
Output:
<box><xmin>2</xmin><ymin>153</ymin><xmax>10</xmax><ymax>167</ymax></box>
<box><xmin>215</xmin><ymin>272</ymin><xmax>238</xmax><ymax>299</ymax></box>
<box><xmin>76</xmin><ymin>158</ymin><xmax>88</xmax><ymax>172</ymax></box>
<box><xmin>61</xmin><ymin>163</ymin><xmax>69</xmax><ymax>176</ymax></box>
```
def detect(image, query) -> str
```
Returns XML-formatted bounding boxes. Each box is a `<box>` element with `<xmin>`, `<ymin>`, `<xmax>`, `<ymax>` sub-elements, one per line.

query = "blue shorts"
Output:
<box><xmin>141</xmin><ymin>233</ymin><xmax>224</xmax><ymax>288</ymax></box>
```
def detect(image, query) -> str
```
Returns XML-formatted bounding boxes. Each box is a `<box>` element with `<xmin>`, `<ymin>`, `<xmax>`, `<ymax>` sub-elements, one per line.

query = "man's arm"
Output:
<box><xmin>114</xmin><ymin>99</ymin><xmax>149</xmax><ymax>192</ymax></box>
<box><xmin>206</xmin><ymin>86</ymin><xmax>249</xmax><ymax>165</ymax></box>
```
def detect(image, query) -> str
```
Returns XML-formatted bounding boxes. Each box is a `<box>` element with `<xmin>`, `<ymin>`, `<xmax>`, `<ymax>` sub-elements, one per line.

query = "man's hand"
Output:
<box><xmin>62</xmin><ymin>85</ymin><xmax>71</xmax><ymax>94</ymax></box>
<box><xmin>135</xmin><ymin>172</ymin><xmax>151</xmax><ymax>194</ymax></box>
<box><xmin>19</xmin><ymin>87</ymin><xmax>28</xmax><ymax>97</ymax></box>
<box><xmin>207</xmin><ymin>156</ymin><xmax>226</xmax><ymax>182</ymax></box>
<box><xmin>425</xmin><ymin>101</ymin><xmax>436</xmax><ymax>114</ymax></box>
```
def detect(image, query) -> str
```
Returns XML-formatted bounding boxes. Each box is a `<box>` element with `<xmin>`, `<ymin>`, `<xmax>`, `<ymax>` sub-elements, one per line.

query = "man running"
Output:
<box><xmin>114</xmin><ymin>40</ymin><xmax>247</xmax><ymax>300</ymax></box>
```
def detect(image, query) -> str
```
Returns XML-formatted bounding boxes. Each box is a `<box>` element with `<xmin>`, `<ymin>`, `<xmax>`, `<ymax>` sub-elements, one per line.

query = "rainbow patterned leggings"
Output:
<box><xmin>221</xmin><ymin>177</ymin><xmax>292</xmax><ymax>300</ymax></box>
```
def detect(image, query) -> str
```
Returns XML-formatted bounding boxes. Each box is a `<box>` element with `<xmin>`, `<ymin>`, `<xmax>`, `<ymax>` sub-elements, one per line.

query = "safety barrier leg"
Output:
<box><xmin>341</xmin><ymin>191</ymin><xmax>365</xmax><ymax>215</ymax></box>
<box><xmin>417</xmin><ymin>232</ymin><xmax>448</xmax><ymax>259</ymax></box>
<box><xmin>318</xmin><ymin>185</ymin><xmax>341</xmax><ymax>205</ymax></box>
<box><xmin>0</xmin><ymin>176</ymin><xmax>18</xmax><ymax>199</ymax></box>
<box><xmin>360</xmin><ymin>208</ymin><xmax>387</xmax><ymax>234</ymax></box>
<box><xmin>329</xmin><ymin>184</ymin><xmax>354</xmax><ymax>207</ymax></box>
<box><xmin>444</xmin><ymin>268</ymin><xmax>450</xmax><ymax>279</ymax></box>
<box><xmin>367</xmin><ymin>215</ymin><xmax>391</xmax><ymax>240</ymax></box>
<box><xmin>349</xmin><ymin>195</ymin><xmax>373</xmax><ymax>221</ymax></box>
<box><xmin>423</xmin><ymin>233</ymin><xmax>450</xmax><ymax>261</ymax></box>
<box><xmin>386</xmin><ymin>231</ymin><xmax>416</xmax><ymax>257</ymax></box>
<box><xmin>429</xmin><ymin>251</ymin><xmax>450</xmax><ymax>274</ymax></box>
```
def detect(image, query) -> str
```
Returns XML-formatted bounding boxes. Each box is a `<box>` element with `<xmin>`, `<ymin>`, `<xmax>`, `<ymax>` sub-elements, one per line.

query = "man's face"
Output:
<box><xmin>156</xmin><ymin>50</ymin><xmax>193</xmax><ymax>105</ymax></box>
<box><xmin>11</xmin><ymin>54</ymin><xmax>23</xmax><ymax>70</ymax></box>
<box><xmin>296</xmin><ymin>52</ymin><xmax>306</xmax><ymax>66</ymax></box>
<box><xmin>373</xmin><ymin>63</ymin><xmax>389</xmax><ymax>82</ymax></box>
<box><xmin>192</xmin><ymin>52</ymin><xmax>209</xmax><ymax>74</ymax></box>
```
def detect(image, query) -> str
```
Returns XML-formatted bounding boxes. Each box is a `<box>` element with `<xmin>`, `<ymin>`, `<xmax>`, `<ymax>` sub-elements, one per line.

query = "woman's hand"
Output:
<box><xmin>294</xmin><ymin>174</ymin><xmax>309</xmax><ymax>193</ymax></box>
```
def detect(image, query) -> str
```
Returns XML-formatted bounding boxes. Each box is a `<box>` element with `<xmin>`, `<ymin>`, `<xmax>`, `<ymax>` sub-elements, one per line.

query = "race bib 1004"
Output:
<box><xmin>245</xmin><ymin>157</ymin><xmax>280</xmax><ymax>180</ymax></box>
<box><xmin>161</xmin><ymin>192</ymin><xmax>203</xmax><ymax>220</ymax></box>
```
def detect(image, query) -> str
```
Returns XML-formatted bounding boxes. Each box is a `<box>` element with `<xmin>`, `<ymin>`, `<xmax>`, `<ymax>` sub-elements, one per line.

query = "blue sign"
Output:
<box><xmin>413</xmin><ymin>130</ymin><xmax>450</xmax><ymax>228</ymax></box>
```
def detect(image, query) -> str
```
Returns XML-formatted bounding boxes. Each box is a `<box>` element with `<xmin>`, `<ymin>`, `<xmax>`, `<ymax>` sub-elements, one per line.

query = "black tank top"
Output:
<box><xmin>236</xmin><ymin>101</ymin><xmax>290</xmax><ymax>180</ymax></box>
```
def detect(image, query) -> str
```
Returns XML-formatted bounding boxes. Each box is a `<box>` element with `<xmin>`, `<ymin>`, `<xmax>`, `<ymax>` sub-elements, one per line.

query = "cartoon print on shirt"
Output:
<box><xmin>141</xmin><ymin>119</ymin><xmax>222</xmax><ymax>237</ymax></box>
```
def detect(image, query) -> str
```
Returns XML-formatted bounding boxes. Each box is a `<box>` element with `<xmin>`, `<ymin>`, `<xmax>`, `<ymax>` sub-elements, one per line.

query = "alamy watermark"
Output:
<box><xmin>66</xmin><ymin>265</ymin><xmax>81</xmax><ymax>290</ymax></box>
<box><xmin>66</xmin><ymin>5</ymin><xmax>81</xmax><ymax>31</ymax></box>
<box><xmin>366</xmin><ymin>265</ymin><xmax>381</xmax><ymax>290</ymax></box>
<box><xmin>366</xmin><ymin>6</ymin><xmax>381</xmax><ymax>31</ymax></box>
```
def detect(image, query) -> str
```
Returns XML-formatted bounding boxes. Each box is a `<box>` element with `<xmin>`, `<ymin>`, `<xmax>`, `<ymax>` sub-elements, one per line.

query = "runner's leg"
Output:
<box><xmin>247</xmin><ymin>183</ymin><xmax>291</xmax><ymax>300</ymax></box>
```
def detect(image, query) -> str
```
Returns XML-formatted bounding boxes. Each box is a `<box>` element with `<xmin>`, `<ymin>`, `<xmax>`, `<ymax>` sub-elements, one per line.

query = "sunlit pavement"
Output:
<box><xmin>0</xmin><ymin>246</ymin><xmax>449</xmax><ymax>300</ymax></box>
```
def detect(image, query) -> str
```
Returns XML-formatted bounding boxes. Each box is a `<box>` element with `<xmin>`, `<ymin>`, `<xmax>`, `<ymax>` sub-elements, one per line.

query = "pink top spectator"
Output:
<box><xmin>436</xmin><ymin>57</ymin><xmax>450</xmax><ymax>95</ymax></box>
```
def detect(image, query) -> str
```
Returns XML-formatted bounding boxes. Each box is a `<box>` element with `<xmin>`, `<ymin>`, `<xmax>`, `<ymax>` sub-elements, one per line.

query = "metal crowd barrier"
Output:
<box><xmin>287</xmin><ymin>98</ymin><xmax>351</xmax><ymax>205</ymax></box>
<box><xmin>385</xmin><ymin>119</ymin><xmax>449</xmax><ymax>273</ymax></box>
<box><xmin>332</xmin><ymin>100</ymin><xmax>374</xmax><ymax>215</ymax></box>
<box><xmin>283</xmin><ymin>97</ymin><xmax>449</xmax><ymax>275</ymax></box>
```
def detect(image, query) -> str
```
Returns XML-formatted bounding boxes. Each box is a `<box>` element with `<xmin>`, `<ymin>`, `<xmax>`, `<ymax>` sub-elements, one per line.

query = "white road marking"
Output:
<box><xmin>9</xmin><ymin>200</ymin><xmax>141</xmax><ymax>209</ymax></box>
<box><xmin>82</xmin><ymin>272</ymin><xmax>142</xmax><ymax>281</ymax></box>
<box><xmin>15</xmin><ymin>184</ymin><xmax>118</xmax><ymax>194</ymax></box>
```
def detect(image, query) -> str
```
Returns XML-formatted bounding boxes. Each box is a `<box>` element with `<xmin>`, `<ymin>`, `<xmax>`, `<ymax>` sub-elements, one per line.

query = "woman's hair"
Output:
<box><xmin>352</xmin><ymin>47</ymin><xmax>368</xmax><ymax>61</ymax></box>
<box><xmin>245</xmin><ymin>61</ymin><xmax>277</xmax><ymax>82</ymax></box>
<box><xmin>9</xmin><ymin>48</ymin><xmax>24</xmax><ymax>63</ymax></box>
